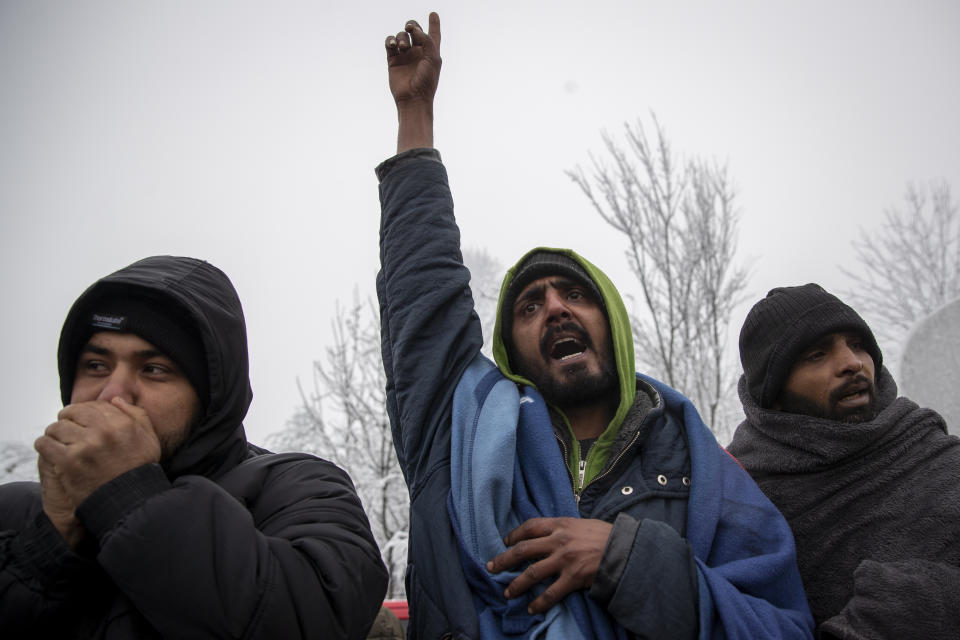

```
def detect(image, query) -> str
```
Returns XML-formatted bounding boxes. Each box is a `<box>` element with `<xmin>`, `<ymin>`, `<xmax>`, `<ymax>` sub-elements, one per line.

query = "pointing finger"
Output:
<box><xmin>427</xmin><ymin>11</ymin><xmax>441</xmax><ymax>48</ymax></box>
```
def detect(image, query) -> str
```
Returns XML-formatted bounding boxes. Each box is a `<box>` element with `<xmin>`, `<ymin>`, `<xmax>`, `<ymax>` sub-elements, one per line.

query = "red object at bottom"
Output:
<box><xmin>382</xmin><ymin>600</ymin><xmax>409</xmax><ymax>621</ymax></box>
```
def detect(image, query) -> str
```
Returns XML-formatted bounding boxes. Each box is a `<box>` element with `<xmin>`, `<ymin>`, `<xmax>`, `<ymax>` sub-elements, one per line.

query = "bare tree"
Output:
<box><xmin>841</xmin><ymin>180</ymin><xmax>959</xmax><ymax>371</ymax></box>
<box><xmin>462</xmin><ymin>246</ymin><xmax>502</xmax><ymax>356</ymax></box>
<box><xmin>0</xmin><ymin>441</ymin><xmax>37</xmax><ymax>484</ymax></box>
<box><xmin>267</xmin><ymin>292</ymin><xmax>409</xmax><ymax>599</ymax></box>
<box><xmin>568</xmin><ymin>117</ymin><xmax>749</xmax><ymax>441</ymax></box>
<box><xmin>266</xmin><ymin>248</ymin><xmax>502</xmax><ymax>600</ymax></box>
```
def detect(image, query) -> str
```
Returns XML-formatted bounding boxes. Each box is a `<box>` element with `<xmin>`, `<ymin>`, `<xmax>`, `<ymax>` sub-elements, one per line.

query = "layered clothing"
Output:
<box><xmin>0</xmin><ymin>256</ymin><xmax>388</xmax><ymax>639</ymax></box>
<box><xmin>728</xmin><ymin>369</ymin><xmax>960</xmax><ymax>639</ymax></box>
<box><xmin>377</xmin><ymin>150</ymin><xmax>813</xmax><ymax>639</ymax></box>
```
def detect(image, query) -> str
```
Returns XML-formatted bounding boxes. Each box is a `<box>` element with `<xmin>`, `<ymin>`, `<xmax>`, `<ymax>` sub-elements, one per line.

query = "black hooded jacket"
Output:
<box><xmin>0</xmin><ymin>256</ymin><xmax>387</xmax><ymax>639</ymax></box>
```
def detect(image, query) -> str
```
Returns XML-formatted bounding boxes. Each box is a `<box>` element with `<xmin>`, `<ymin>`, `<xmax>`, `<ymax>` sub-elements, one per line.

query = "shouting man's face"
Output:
<box><xmin>509</xmin><ymin>276</ymin><xmax>617</xmax><ymax>410</ymax></box>
<box><xmin>777</xmin><ymin>331</ymin><xmax>877</xmax><ymax>423</ymax></box>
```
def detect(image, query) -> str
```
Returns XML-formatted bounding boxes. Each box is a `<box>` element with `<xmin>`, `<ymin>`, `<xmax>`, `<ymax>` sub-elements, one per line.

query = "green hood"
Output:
<box><xmin>492</xmin><ymin>247</ymin><xmax>635</xmax><ymax>489</ymax></box>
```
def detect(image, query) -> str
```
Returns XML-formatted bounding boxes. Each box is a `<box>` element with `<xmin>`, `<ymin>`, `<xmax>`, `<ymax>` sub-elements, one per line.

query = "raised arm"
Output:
<box><xmin>384</xmin><ymin>12</ymin><xmax>441</xmax><ymax>153</ymax></box>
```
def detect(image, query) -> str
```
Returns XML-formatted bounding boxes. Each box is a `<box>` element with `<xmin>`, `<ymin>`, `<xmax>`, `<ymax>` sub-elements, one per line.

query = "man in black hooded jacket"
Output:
<box><xmin>0</xmin><ymin>256</ymin><xmax>388</xmax><ymax>639</ymax></box>
<box><xmin>728</xmin><ymin>283</ymin><xmax>960</xmax><ymax>639</ymax></box>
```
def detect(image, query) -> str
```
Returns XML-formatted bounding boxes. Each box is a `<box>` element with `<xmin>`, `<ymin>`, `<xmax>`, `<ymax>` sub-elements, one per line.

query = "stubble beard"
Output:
<box><xmin>159</xmin><ymin>407</ymin><xmax>203</xmax><ymax>463</ymax></box>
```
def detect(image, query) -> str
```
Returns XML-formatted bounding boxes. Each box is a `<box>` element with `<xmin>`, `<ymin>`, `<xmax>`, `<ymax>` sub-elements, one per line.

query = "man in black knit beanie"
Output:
<box><xmin>729</xmin><ymin>283</ymin><xmax>960</xmax><ymax>639</ymax></box>
<box><xmin>0</xmin><ymin>256</ymin><xmax>387</xmax><ymax>639</ymax></box>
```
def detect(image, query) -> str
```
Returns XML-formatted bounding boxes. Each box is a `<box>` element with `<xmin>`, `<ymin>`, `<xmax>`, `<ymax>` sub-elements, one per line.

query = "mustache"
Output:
<box><xmin>829</xmin><ymin>373</ymin><xmax>874</xmax><ymax>405</ymax></box>
<box><xmin>540</xmin><ymin>322</ymin><xmax>594</xmax><ymax>360</ymax></box>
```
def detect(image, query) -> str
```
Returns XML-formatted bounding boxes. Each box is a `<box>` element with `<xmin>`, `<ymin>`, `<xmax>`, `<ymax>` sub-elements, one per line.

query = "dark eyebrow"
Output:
<box><xmin>515</xmin><ymin>277</ymin><xmax>591</xmax><ymax>311</ymax></box>
<box><xmin>548</xmin><ymin>277</ymin><xmax>582</xmax><ymax>292</ymax></box>
<box><xmin>803</xmin><ymin>335</ymin><xmax>835</xmax><ymax>354</ymax></box>
<box><xmin>80</xmin><ymin>343</ymin><xmax>110</xmax><ymax>356</ymax></box>
<box><xmin>80</xmin><ymin>342</ymin><xmax>167</xmax><ymax>360</ymax></box>
<box><xmin>515</xmin><ymin>283</ymin><xmax>547</xmax><ymax>307</ymax></box>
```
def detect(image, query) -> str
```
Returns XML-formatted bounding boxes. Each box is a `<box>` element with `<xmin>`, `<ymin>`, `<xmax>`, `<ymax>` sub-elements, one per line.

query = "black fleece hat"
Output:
<box><xmin>500</xmin><ymin>251</ymin><xmax>604</xmax><ymax>351</ymax></box>
<box><xmin>739</xmin><ymin>283</ymin><xmax>882</xmax><ymax>408</ymax></box>
<box><xmin>59</xmin><ymin>292</ymin><xmax>209</xmax><ymax>408</ymax></box>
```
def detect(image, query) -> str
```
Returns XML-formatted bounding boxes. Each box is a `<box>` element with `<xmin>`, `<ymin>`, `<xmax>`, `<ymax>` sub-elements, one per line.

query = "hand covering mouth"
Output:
<box><xmin>541</xmin><ymin>323</ymin><xmax>592</xmax><ymax>361</ymax></box>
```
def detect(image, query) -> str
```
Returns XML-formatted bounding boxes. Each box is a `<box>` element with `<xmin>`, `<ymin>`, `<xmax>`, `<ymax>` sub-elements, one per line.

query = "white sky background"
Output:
<box><xmin>1</xmin><ymin>1</ymin><xmax>958</xmax><ymax>448</ymax></box>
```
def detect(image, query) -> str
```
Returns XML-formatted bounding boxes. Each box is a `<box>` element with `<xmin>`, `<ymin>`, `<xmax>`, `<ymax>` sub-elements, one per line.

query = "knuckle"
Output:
<box><xmin>536</xmin><ymin>585</ymin><xmax>563</xmax><ymax>610</ymax></box>
<box><xmin>491</xmin><ymin>551</ymin><xmax>512</xmax><ymax>572</ymax></box>
<box><xmin>71</xmin><ymin>441</ymin><xmax>95</xmax><ymax>462</ymax></box>
<box><xmin>523</xmin><ymin>563</ymin><xmax>541</xmax><ymax>583</ymax></box>
<box><xmin>33</xmin><ymin>438</ymin><xmax>49</xmax><ymax>456</ymax></box>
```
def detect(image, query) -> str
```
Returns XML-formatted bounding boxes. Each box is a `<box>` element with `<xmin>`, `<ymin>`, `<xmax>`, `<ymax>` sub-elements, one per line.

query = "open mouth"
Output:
<box><xmin>550</xmin><ymin>337</ymin><xmax>586</xmax><ymax>361</ymax></box>
<box><xmin>833</xmin><ymin>379</ymin><xmax>872</xmax><ymax>406</ymax></box>
<box><xmin>540</xmin><ymin>322</ymin><xmax>594</xmax><ymax>364</ymax></box>
<box><xmin>839</xmin><ymin>390</ymin><xmax>867</xmax><ymax>402</ymax></box>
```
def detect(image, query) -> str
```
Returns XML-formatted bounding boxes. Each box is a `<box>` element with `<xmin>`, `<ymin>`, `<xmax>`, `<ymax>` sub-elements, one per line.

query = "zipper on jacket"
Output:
<box><xmin>579</xmin><ymin>426</ymin><xmax>643</xmax><ymax>498</ymax></box>
<box><xmin>554</xmin><ymin>433</ymin><xmax>579</xmax><ymax>502</ymax></box>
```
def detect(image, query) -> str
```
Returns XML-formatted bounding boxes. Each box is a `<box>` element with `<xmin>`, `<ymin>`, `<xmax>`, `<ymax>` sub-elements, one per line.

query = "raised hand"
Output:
<box><xmin>385</xmin><ymin>12</ymin><xmax>441</xmax><ymax>107</ymax></box>
<box><xmin>384</xmin><ymin>12</ymin><xmax>441</xmax><ymax>152</ymax></box>
<box><xmin>486</xmin><ymin>516</ymin><xmax>613</xmax><ymax>614</ymax></box>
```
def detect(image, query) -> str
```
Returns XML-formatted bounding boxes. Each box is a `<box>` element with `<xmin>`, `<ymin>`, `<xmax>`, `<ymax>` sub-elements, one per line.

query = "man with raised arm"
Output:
<box><xmin>0</xmin><ymin>256</ymin><xmax>387</xmax><ymax>639</ymax></box>
<box><xmin>377</xmin><ymin>12</ymin><xmax>812</xmax><ymax>639</ymax></box>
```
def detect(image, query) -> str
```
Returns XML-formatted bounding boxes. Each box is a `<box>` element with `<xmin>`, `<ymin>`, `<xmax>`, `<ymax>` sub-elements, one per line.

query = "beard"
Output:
<box><xmin>514</xmin><ymin>322</ymin><xmax>619</xmax><ymax>410</ymax></box>
<box><xmin>533</xmin><ymin>363</ymin><xmax>618</xmax><ymax>409</ymax></box>
<box><xmin>159</xmin><ymin>407</ymin><xmax>203</xmax><ymax>463</ymax></box>
<box><xmin>778</xmin><ymin>374</ymin><xmax>877</xmax><ymax>423</ymax></box>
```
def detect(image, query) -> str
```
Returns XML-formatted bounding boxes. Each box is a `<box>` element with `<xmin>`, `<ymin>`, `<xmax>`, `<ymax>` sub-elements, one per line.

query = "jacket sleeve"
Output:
<box><xmin>689</xmin><ymin>441</ymin><xmax>815</xmax><ymax>639</ymax></box>
<box><xmin>0</xmin><ymin>482</ymin><xmax>108</xmax><ymax>636</ymax></box>
<box><xmin>75</xmin><ymin>457</ymin><xmax>387</xmax><ymax>640</ymax></box>
<box><xmin>591</xmin><ymin>512</ymin><xmax>699</xmax><ymax>639</ymax></box>
<box><xmin>819</xmin><ymin>559</ymin><xmax>960</xmax><ymax>640</ymax></box>
<box><xmin>376</xmin><ymin>150</ymin><xmax>483</xmax><ymax>493</ymax></box>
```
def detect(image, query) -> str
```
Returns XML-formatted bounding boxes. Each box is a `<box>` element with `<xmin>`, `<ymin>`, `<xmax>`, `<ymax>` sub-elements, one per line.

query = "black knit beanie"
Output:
<box><xmin>739</xmin><ymin>283</ymin><xmax>882</xmax><ymax>408</ymax></box>
<box><xmin>500</xmin><ymin>250</ymin><xmax>604</xmax><ymax>355</ymax></box>
<box><xmin>59</xmin><ymin>292</ymin><xmax>209</xmax><ymax>408</ymax></box>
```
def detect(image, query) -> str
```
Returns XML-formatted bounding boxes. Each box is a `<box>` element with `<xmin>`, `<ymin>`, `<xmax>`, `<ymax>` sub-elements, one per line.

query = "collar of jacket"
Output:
<box><xmin>550</xmin><ymin>376</ymin><xmax>661</xmax><ymax>496</ymax></box>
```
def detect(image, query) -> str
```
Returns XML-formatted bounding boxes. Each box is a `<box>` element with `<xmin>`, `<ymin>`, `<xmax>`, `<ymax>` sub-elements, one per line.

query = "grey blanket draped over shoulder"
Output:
<box><xmin>728</xmin><ymin>368</ymin><xmax>960</xmax><ymax>639</ymax></box>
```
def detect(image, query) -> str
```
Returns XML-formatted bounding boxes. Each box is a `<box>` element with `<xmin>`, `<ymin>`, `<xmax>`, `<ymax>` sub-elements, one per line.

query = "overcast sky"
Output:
<box><xmin>2</xmin><ymin>1</ymin><xmax>958</xmax><ymax>448</ymax></box>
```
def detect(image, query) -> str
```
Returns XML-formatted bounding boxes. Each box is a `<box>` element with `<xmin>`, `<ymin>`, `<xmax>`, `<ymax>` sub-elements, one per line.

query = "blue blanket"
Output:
<box><xmin>450</xmin><ymin>355</ymin><xmax>814</xmax><ymax>639</ymax></box>
<box><xmin>638</xmin><ymin>374</ymin><xmax>812</xmax><ymax>638</ymax></box>
<box><xmin>448</xmin><ymin>355</ymin><xmax>626</xmax><ymax>639</ymax></box>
